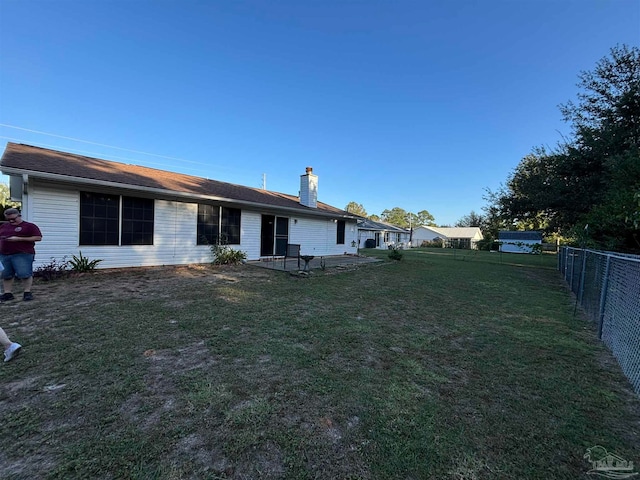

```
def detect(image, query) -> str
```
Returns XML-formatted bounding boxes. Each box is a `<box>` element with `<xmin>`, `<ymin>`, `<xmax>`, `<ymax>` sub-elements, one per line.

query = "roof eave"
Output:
<box><xmin>2</xmin><ymin>167</ymin><xmax>357</xmax><ymax>220</ymax></box>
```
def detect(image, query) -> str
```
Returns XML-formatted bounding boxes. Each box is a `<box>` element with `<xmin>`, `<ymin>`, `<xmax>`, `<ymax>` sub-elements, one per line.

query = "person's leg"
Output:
<box><xmin>3</xmin><ymin>277</ymin><xmax>14</xmax><ymax>295</ymax></box>
<box><xmin>1</xmin><ymin>254</ymin><xmax>16</xmax><ymax>299</ymax></box>
<box><xmin>0</xmin><ymin>326</ymin><xmax>20</xmax><ymax>362</ymax></box>
<box><xmin>13</xmin><ymin>254</ymin><xmax>35</xmax><ymax>300</ymax></box>
<box><xmin>0</xmin><ymin>326</ymin><xmax>11</xmax><ymax>349</ymax></box>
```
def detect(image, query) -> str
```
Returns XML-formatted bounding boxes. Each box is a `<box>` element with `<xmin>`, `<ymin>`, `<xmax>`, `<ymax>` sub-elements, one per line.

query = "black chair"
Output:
<box><xmin>284</xmin><ymin>244</ymin><xmax>301</xmax><ymax>270</ymax></box>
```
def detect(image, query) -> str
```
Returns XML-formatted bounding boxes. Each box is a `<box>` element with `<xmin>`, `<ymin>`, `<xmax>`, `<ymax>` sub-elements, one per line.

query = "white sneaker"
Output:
<box><xmin>4</xmin><ymin>342</ymin><xmax>21</xmax><ymax>362</ymax></box>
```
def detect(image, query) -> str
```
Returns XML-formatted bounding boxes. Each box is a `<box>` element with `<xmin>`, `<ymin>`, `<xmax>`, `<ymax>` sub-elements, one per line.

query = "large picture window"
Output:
<box><xmin>80</xmin><ymin>192</ymin><xmax>154</xmax><ymax>246</ymax></box>
<box><xmin>197</xmin><ymin>204</ymin><xmax>241</xmax><ymax>245</ymax></box>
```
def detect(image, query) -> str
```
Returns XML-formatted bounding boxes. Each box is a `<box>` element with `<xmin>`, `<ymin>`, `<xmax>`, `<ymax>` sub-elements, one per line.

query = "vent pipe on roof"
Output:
<box><xmin>299</xmin><ymin>166</ymin><xmax>318</xmax><ymax>208</ymax></box>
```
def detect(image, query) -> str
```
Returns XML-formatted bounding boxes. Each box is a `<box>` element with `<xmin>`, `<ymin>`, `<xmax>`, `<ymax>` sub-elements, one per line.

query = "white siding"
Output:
<box><xmin>26</xmin><ymin>181</ymin><xmax>356</xmax><ymax>268</ymax></box>
<box><xmin>240</xmin><ymin>211</ymin><xmax>262</xmax><ymax>259</ymax></box>
<box><xmin>411</xmin><ymin>227</ymin><xmax>443</xmax><ymax>246</ymax></box>
<box><xmin>30</xmin><ymin>185</ymin><xmax>79</xmax><ymax>265</ymax></box>
<box><xmin>29</xmin><ymin>185</ymin><xmax>213</xmax><ymax>268</ymax></box>
<box><xmin>357</xmin><ymin>229</ymin><xmax>411</xmax><ymax>249</ymax></box>
<box><xmin>288</xmin><ymin>217</ymin><xmax>357</xmax><ymax>257</ymax></box>
<box><xmin>500</xmin><ymin>240</ymin><xmax>539</xmax><ymax>254</ymax></box>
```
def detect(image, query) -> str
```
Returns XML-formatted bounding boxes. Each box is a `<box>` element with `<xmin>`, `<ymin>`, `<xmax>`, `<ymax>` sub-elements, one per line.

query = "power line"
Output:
<box><xmin>0</xmin><ymin>135</ymin><xmax>208</xmax><ymax>175</ymax></box>
<box><xmin>0</xmin><ymin>123</ymin><xmax>205</xmax><ymax>165</ymax></box>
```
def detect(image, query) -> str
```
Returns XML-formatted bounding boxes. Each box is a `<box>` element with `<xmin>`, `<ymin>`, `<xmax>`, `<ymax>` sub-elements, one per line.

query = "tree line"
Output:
<box><xmin>348</xmin><ymin>45</ymin><xmax>640</xmax><ymax>252</ymax></box>
<box><xmin>485</xmin><ymin>44</ymin><xmax>640</xmax><ymax>252</ymax></box>
<box><xmin>344</xmin><ymin>203</ymin><xmax>438</xmax><ymax>229</ymax></box>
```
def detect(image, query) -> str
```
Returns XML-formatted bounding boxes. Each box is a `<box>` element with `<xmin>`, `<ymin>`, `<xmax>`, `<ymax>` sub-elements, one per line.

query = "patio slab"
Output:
<box><xmin>246</xmin><ymin>254</ymin><xmax>381</xmax><ymax>272</ymax></box>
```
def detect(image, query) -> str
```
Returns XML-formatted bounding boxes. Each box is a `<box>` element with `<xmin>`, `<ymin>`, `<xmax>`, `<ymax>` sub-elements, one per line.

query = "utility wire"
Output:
<box><xmin>0</xmin><ymin>123</ymin><xmax>204</xmax><ymax>165</ymax></box>
<box><xmin>0</xmin><ymin>135</ymin><xmax>207</xmax><ymax>175</ymax></box>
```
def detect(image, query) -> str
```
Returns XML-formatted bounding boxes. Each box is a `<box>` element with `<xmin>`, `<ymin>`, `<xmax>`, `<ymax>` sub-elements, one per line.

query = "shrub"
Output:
<box><xmin>210</xmin><ymin>244</ymin><xmax>247</xmax><ymax>265</ymax></box>
<box><xmin>68</xmin><ymin>251</ymin><xmax>103</xmax><ymax>272</ymax></box>
<box><xmin>388</xmin><ymin>246</ymin><xmax>403</xmax><ymax>261</ymax></box>
<box><xmin>421</xmin><ymin>239</ymin><xmax>443</xmax><ymax>248</ymax></box>
<box><xmin>476</xmin><ymin>238</ymin><xmax>500</xmax><ymax>251</ymax></box>
<box><xmin>34</xmin><ymin>256</ymin><xmax>69</xmax><ymax>281</ymax></box>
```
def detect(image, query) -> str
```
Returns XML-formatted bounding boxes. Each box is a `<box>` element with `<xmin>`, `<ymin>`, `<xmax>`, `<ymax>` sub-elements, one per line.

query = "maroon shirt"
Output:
<box><xmin>0</xmin><ymin>220</ymin><xmax>42</xmax><ymax>255</ymax></box>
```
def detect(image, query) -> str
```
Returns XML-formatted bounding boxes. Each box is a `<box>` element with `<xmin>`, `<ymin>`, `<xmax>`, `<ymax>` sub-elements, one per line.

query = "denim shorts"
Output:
<box><xmin>0</xmin><ymin>254</ymin><xmax>35</xmax><ymax>279</ymax></box>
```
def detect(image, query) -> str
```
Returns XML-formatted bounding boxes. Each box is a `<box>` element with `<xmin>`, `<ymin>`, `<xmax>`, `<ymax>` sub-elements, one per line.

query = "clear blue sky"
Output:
<box><xmin>1</xmin><ymin>1</ymin><xmax>638</xmax><ymax>226</ymax></box>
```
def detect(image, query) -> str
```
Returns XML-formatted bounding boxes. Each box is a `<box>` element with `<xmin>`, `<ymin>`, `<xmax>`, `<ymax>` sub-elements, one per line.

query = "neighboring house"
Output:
<box><xmin>356</xmin><ymin>218</ymin><xmax>411</xmax><ymax>249</ymax></box>
<box><xmin>498</xmin><ymin>231</ymin><xmax>543</xmax><ymax>253</ymax></box>
<box><xmin>0</xmin><ymin>143</ymin><xmax>359</xmax><ymax>269</ymax></box>
<box><xmin>412</xmin><ymin>226</ymin><xmax>483</xmax><ymax>249</ymax></box>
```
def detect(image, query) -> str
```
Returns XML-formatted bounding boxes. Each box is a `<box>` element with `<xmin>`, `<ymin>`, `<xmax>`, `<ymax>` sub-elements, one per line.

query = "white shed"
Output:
<box><xmin>498</xmin><ymin>231</ymin><xmax>543</xmax><ymax>254</ymax></box>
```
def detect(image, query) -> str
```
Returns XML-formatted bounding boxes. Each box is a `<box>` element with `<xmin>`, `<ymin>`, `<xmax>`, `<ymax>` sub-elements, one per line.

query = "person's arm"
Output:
<box><xmin>5</xmin><ymin>235</ymin><xmax>42</xmax><ymax>242</ymax></box>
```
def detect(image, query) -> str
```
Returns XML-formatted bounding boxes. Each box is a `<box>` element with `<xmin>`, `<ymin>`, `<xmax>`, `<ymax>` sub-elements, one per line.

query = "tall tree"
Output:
<box><xmin>415</xmin><ymin>210</ymin><xmax>436</xmax><ymax>226</ymax></box>
<box><xmin>345</xmin><ymin>201</ymin><xmax>367</xmax><ymax>217</ymax></box>
<box><xmin>492</xmin><ymin>45</ymin><xmax>640</xmax><ymax>251</ymax></box>
<box><xmin>455</xmin><ymin>211</ymin><xmax>484</xmax><ymax>227</ymax></box>
<box><xmin>381</xmin><ymin>207</ymin><xmax>409</xmax><ymax>228</ymax></box>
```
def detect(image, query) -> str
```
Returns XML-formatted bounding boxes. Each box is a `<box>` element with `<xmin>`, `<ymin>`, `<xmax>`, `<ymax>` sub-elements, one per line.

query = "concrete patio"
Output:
<box><xmin>247</xmin><ymin>254</ymin><xmax>381</xmax><ymax>272</ymax></box>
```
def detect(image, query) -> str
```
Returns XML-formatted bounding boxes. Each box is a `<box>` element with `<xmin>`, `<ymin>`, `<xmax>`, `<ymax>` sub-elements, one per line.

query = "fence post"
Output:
<box><xmin>569</xmin><ymin>248</ymin><xmax>576</xmax><ymax>291</ymax></box>
<box><xmin>578</xmin><ymin>250</ymin><xmax>588</xmax><ymax>304</ymax></box>
<box><xmin>597</xmin><ymin>254</ymin><xmax>612</xmax><ymax>339</ymax></box>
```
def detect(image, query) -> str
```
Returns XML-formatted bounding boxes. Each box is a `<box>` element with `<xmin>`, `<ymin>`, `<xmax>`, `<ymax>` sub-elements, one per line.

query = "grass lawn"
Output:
<box><xmin>1</xmin><ymin>248</ymin><xmax>638</xmax><ymax>479</ymax></box>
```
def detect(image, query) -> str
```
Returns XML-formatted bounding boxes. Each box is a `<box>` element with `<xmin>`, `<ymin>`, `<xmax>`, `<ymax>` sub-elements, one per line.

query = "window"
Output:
<box><xmin>80</xmin><ymin>192</ymin><xmax>154</xmax><ymax>246</ymax></box>
<box><xmin>397</xmin><ymin>233</ymin><xmax>401</xmax><ymax>242</ymax></box>
<box><xmin>197</xmin><ymin>204</ymin><xmax>241</xmax><ymax>245</ymax></box>
<box><xmin>384</xmin><ymin>232</ymin><xmax>390</xmax><ymax>243</ymax></box>
<box><xmin>121</xmin><ymin>196</ymin><xmax>154</xmax><ymax>245</ymax></box>
<box><xmin>197</xmin><ymin>204</ymin><xmax>220</xmax><ymax>245</ymax></box>
<box><xmin>222</xmin><ymin>207</ymin><xmax>241</xmax><ymax>244</ymax></box>
<box><xmin>80</xmin><ymin>192</ymin><xmax>120</xmax><ymax>245</ymax></box>
<box><xmin>336</xmin><ymin>220</ymin><xmax>345</xmax><ymax>244</ymax></box>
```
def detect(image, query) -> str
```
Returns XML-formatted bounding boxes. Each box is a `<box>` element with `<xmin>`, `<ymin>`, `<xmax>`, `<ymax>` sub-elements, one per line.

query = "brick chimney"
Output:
<box><xmin>299</xmin><ymin>166</ymin><xmax>318</xmax><ymax>208</ymax></box>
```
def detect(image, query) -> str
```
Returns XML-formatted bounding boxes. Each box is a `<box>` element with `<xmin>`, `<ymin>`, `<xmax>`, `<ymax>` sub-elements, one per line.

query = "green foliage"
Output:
<box><xmin>421</xmin><ymin>239</ymin><xmax>443</xmax><ymax>248</ymax></box>
<box><xmin>488</xmin><ymin>45</ymin><xmax>640</xmax><ymax>252</ymax></box>
<box><xmin>414</xmin><ymin>210</ymin><xmax>436</xmax><ymax>227</ymax></box>
<box><xmin>455</xmin><ymin>210</ymin><xmax>484</xmax><ymax>227</ymax></box>
<box><xmin>475</xmin><ymin>237</ymin><xmax>499</xmax><ymax>251</ymax></box>
<box><xmin>210</xmin><ymin>244</ymin><xmax>247</xmax><ymax>265</ymax></box>
<box><xmin>387</xmin><ymin>245</ymin><xmax>403</xmax><ymax>260</ymax></box>
<box><xmin>0</xmin><ymin>183</ymin><xmax>21</xmax><ymax>213</ymax></box>
<box><xmin>34</xmin><ymin>256</ymin><xmax>69</xmax><ymax>281</ymax></box>
<box><xmin>345</xmin><ymin>201</ymin><xmax>367</xmax><ymax>217</ymax></box>
<box><xmin>381</xmin><ymin>207</ymin><xmax>409</xmax><ymax>227</ymax></box>
<box><xmin>381</xmin><ymin>208</ymin><xmax>435</xmax><ymax>228</ymax></box>
<box><xmin>68</xmin><ymin>251</ymin><xmax>103</xmax><ymax>272</ymax></box>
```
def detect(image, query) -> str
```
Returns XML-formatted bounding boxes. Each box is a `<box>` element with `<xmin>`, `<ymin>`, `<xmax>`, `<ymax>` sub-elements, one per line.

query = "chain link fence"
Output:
<box><xmin>559</xmin><ymin>247</ymin><xmax>640</xmax><ymax>394</ymax></box>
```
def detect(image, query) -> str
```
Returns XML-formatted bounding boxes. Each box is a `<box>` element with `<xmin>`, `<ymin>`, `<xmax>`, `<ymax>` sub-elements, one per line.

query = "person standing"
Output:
<box><xmin>0</xmin><ymin>208</ymin><xmax>42</xmax><ymax>301</ymax></box>
<box><xmin>0</xmin><ymin>326</ymin><xmax>21</xmax><ymax>362</ymax></box>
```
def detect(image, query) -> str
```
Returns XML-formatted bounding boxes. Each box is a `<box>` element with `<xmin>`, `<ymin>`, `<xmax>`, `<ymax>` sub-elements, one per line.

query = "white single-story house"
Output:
<box><xmin>356</xmin><ymin>218</ymin><xmax>411</xmax><ymax>250</ymax></box>
<box><xmin>0</xmin><ymin>143</ymin><xmax>359</xmax><ymax>269</ymax></box>
<box><xmin>498</xmin><ymin>231</ymin><xmax>543</xmax><ymax>254</ymax></box>
<box><xmin>412</xmin><ymin>226</ymin><xmax>483</xmax><ymax>249</ymax></box>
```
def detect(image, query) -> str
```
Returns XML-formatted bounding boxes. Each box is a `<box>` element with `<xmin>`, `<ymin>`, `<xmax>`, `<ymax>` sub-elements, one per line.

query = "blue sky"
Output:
<box><xmin>1</xmin><ymin>0</ymin><xmax>638</xmax><ymax>226</ymax></box>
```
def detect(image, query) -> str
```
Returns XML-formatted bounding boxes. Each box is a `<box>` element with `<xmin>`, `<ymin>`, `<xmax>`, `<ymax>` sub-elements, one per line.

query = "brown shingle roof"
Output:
<box><xmin>0</xmin><ymin>143</ymin><xmax>350</xmax><ymax>217</ymax></box>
